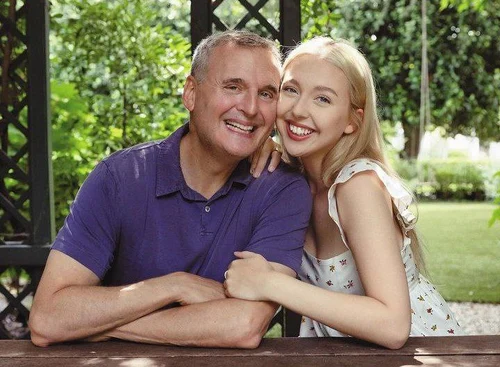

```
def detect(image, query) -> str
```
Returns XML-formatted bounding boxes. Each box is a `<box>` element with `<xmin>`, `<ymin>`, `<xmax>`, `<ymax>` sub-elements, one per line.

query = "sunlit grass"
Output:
<box><xmin>418</xmin><ymin>202</ymin><xmax>500</xmax><ymax>303</ymax></box>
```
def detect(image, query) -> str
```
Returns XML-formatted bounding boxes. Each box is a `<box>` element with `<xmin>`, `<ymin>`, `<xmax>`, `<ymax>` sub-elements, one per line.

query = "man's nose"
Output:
<box><xmin>238</xmin><ymin>92</ymin><xmax>258</xmax><ymax>116</ymax></box>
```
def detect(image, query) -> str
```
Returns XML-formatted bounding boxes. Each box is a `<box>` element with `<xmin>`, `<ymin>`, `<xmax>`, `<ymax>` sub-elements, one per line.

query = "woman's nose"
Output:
<box><xmin>291</xmin><ymin>97</ymin><xmax>309</xmax><ymax>119</ymax></box>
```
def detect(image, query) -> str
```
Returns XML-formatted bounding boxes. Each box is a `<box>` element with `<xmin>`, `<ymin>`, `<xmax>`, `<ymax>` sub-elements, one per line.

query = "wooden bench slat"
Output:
<box><xmin>1</xmin><ymin>355</ymin><xmax>499</xmax><ymax>367</ymax></box>
<box><xmin>1</xmin><ymin>336</ymin><xmax>499</xmax><ymax>358</ymax></box>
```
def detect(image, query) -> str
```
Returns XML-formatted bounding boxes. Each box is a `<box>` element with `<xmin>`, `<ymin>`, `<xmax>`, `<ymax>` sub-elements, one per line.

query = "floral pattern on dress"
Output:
<box><xmin>298</xmin><ymin>158</ymin><xmax>463</xmax><ymax>338</ymax></box>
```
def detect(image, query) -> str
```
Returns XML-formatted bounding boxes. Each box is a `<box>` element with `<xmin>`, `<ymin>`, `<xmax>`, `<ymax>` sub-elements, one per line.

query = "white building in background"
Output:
<box><xmin>489</xmin><ymin>142</ymin><xmax>500</xmax><ymax>160</ymax></box>
<box><xmin>388</xmin><ymin>121</ymin><xmax>406</xmax><ymax>152</ymax></box>
<box><xmin>417</xmin><ymin>129</ymin><xmax>499</xmax><ymax>161</ymax></box>
<box><xmin>417</xmin><ymin>129</ymin><xmax>447</xmax><ymax>160</ymax></box>
<box><xmin>447</xmin><ymin>134</ymin><xmax>481</xmax><ymax>159</ymax></box>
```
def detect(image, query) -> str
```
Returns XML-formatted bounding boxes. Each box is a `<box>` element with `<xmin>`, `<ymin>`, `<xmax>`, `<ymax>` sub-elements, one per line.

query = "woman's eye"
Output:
<box><xmin>317</xmin><ymin>96</ymin><xmax>331</xmax><ymax>104</ymax></box>
<box><xmin>283</xmin><ymin>86</ymin><xmax>297</xmax><ymax>94</ymax></box>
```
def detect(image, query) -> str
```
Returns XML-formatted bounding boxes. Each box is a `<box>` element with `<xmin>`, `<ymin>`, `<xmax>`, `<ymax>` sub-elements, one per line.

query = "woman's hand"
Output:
<box><xmin>249</xmin><ymin>136</ymin><xmax>282</xmax><ymax>178</ymax></box>
<box><xmin>224</xmin><ymin>251</ymin><xmax>274</xmax><ymax>301</ymax></box>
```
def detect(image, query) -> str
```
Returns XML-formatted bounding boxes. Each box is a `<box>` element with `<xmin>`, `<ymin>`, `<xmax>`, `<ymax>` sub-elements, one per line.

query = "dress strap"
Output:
<box><xmin>328</xmin><ymin>159</ymin><xmax>417</xmax><ymax>248</ymax></box>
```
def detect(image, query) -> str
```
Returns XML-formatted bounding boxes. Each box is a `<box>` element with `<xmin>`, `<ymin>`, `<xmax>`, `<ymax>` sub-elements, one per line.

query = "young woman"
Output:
<box><xmin>224</xmin><ymin>37</ymin><xmax>462</xmax><ymax>349</ymax></box>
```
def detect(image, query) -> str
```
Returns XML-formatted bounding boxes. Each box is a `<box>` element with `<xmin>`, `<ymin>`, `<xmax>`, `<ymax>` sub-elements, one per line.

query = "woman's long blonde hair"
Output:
<box><xmin>281</xmin><ymin>37</ymin><xmax>425</xmax><ymax>271</ymax></box>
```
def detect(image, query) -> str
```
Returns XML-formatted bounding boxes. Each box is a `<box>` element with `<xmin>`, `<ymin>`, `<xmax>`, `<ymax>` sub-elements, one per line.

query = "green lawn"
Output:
<box><xmin>418</xmin><ymin>202</ymin><xmax>500</xmax><ymax>303</ymax></box>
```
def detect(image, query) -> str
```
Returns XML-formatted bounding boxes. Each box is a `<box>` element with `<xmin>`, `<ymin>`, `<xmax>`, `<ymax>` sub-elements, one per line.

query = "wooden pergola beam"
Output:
<box><xmin>190</xmin><ymin>0</ymin><xmax>301</xmax><ymax>55</ymax></box>
<box><xmin>26</xmin><ymin>0</ymin><xmax>55</xmax><ymax>247</ymax></box>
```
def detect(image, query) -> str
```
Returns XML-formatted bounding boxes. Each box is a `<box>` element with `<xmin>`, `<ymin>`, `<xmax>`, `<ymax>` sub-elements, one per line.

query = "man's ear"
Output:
<box><xmin>344</xmin><ymin>108</ymin><xmax>364</xmax><ymax>134</ymax></box>
<box><xmin>182</xmin><ymin>75</ymin><xmax>196</xmax><ymax>111</ymax></box>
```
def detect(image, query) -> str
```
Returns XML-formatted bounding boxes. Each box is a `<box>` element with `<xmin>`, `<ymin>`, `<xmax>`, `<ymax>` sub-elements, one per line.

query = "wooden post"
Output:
<box><xmin>26</xmin><ymin>0</ymin><xmax>55</xmax><ymax>246</ymax></box>
<box><xmin>191</xmin><ymin>0</ymin><xmax>212</xmax><ymax>55</ymax></box>
<box><xmin>280</xmin><ymin>0</ymin><xmax>301</xmax><ymax>51</ymax></box>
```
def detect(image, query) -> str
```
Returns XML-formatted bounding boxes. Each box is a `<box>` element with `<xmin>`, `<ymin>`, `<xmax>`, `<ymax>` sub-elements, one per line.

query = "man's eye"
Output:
<box><xmin>260</xmin><ymin>91</ymin><xmax>273</xmax><ymax>99</ymax></box>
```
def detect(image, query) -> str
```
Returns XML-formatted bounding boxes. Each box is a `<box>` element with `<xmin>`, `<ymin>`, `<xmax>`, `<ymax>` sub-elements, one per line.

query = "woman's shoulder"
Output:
<box><xmin>335</xmin><ymin>159</ymin><xmax>387</xmax><ymax>184</ymax></box>
<box><xmin>329</xmin><ymin>158</ymin><xmax>411</xmax><ymax>206</ymax></box>
<box><xmin>327</xmin><ymin>159</ymin><xmax>389</xmax><ymax>217</ymax></box>
<box><xmin>329</xmin><ymin>158</ymin><xmax>416</xmax><ymax>234</ymax></box>
<box><xmin>333</xmin><ymin>163</ymin><xmax>391</xmax><ymax>212</ymax></box>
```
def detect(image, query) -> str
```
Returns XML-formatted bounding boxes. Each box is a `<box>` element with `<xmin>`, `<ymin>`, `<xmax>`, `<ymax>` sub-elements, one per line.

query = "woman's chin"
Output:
<box><xmin>284</xmin><ymin>147</ymin><xmax>303</xmax><ymax>159</ymax></box>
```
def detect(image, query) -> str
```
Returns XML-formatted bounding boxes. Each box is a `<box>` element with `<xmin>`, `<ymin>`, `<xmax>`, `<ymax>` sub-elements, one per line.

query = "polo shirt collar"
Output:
<box><xmin>156</xmin><ymin>123</ymin><xmax>253</xmax><ymax>198</ymax></box>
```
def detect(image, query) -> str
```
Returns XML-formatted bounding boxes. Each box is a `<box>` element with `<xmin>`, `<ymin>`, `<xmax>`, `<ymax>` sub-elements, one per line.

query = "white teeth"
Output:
<box><xmin>226</xmin><ymin>120</ymin><xmax>254</xmax><ymax>133</ymax></box>
<box><xmin>289</xmin><ymin>124</ymin><xmax>313</xmax><ymax>136</ymax></box>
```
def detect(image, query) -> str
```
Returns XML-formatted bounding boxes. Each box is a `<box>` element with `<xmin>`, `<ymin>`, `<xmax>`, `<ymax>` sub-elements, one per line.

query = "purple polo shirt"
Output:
<box><xmin>52</xmin><ymin>124</ymin><xmax>312</xmax><ymax>286</ymax></box>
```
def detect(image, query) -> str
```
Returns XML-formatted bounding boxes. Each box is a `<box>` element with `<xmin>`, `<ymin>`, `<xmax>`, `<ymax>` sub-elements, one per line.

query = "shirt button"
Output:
<box><xmin>204</xmin><ymin>205</ymin><xmax>211</xmax><ymax>213</ymax></box>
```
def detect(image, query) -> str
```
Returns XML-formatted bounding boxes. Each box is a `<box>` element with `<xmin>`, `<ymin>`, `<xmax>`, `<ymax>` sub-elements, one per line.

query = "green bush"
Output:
<box><xmin>392</xmin><ymin>157</ymin><xmax>418</xmax><ymax>182</ymax></box>
<box><xmin>434</xmin><ymin>161</ymin><xmax>485</xmax><ymax>200</ymax></box>
<box><xmin>414</xmin><ymin>183</ymin><xmax>437</xmax><ymax>200</ymax></box>
<box><xmin>418</xmin><ymin>159</ymin><xmax>486</xmax><ymax>201</ymax></box>
<box><xmin>489</xmin><ymin>170</ymin><xmax>500</xmax><ymax>226</ymax></box>
<box><xmin>393</xmin><ymin>158</ymin><xmax>491</xmax><ymax>201</ymax></box>
<box><xmin>49</xmin><ymin>0</ymin><xmax>190</xmax><ymax>230</ymax></box>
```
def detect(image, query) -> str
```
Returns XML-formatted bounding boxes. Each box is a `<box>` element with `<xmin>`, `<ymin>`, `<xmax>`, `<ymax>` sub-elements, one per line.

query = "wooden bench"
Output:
<box><xmin>1</xmin><ymin>335</ymin><xmax>498</xmax><ymax>366</ymax></box>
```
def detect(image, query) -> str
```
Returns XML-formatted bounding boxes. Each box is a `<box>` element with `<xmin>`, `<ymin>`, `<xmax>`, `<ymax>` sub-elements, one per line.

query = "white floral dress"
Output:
<box><xmin>298</xmin><ymin>158</ymin><xmax>463</xmax><ymax>337</ymax></box>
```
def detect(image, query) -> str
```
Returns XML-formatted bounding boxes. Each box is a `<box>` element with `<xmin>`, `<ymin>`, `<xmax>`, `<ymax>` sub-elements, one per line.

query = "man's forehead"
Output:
<box><xmin>209</xmin><ymin>44</ymin><xmax>280</xmax><ymax>84</ymax></box>
<box><xmin>211</xmin><ymin>43</ymin><xmax>279</xmax><ymax>67</ymax></box>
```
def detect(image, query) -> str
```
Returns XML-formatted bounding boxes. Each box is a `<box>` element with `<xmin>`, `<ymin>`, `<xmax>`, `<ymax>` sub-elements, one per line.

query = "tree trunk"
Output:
<box><xmin>402</xmin><ymin>123</ymin><xmax>421</xmax><ymax>158</ymax></box>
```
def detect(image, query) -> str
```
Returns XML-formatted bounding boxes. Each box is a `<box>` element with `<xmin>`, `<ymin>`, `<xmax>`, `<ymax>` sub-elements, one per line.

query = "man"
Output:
<box><xmin>29</xmin><ymin>31</ymin><xmax>311</xmax><ymax>348</ymax></box>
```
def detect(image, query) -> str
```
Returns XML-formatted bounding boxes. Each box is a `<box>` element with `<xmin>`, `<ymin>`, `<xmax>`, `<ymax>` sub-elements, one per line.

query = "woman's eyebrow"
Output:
<box><xmin>283</xmin><ymin>78</ymin><xmax>338</xmax><ymax>97</ymax></box>
<box><xmin>314</xmin><ymin>85</ymin><xmax>338</xmax><ymax>97</ymax></box>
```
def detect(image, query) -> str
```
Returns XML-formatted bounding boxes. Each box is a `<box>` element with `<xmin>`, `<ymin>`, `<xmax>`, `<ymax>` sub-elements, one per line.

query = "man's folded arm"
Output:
<box><xmin>103</xmin><ymin>263</ymin><xmax>295</xmax><ymax>348</ymax></box>
<box><xmin>106</xmin><ymin>298</ymin><xmax>276</xmax><ymax>349</ymax></box>
<box><xmin>29</xmin><ymin>250</ymin><xmax>225</xmax><ymax>346</ymax></box>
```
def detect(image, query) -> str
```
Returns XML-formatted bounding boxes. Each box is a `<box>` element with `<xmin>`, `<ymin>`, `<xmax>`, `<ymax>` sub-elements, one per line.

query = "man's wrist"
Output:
<box><xmin>160</xmin><ymin>271</ymin><xmax>185</xmax><ymax>304</ymax></box>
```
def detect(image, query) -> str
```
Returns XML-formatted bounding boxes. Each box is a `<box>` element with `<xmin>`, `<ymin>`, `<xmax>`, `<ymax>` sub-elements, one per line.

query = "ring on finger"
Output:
<box><xmin>224</xmin><ymin>270</ymin><xmax>228</xmax><ymax>279</ymax></box>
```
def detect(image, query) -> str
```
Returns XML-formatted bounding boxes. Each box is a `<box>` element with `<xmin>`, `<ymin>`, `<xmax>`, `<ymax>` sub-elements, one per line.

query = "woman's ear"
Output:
<box><xmin>182</xmin><ymin>75</ymin><xmax>196</xmax><ymax>111</ymax></box>
<box><xmin>344</xmin><ymin>108</ymin><xmax>364</xmax><ymax>134</ymax></box>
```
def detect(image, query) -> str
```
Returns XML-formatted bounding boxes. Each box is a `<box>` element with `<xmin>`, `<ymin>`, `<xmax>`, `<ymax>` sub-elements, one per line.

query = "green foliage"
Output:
<box><xmin>51</xmin><ymin>0</ymin><xmax>190</xmax><ymax>148</ymax></box>
<box><xmin>392</xmin><ymin>158</ymin><xmax>418</xmax><ymax>183</ymax></box>
<box><xmin>392</xmin><ymin>158</ymin><xmax>497</xmax><ymax>202</ymax></box>
<box><xmin>49</xmin><ymin>0</ymin><xmax>190</xmax><ymax>229</ymax></box>
<box><xmin>300</xmin><ymin>0</ymin><xmax>500</xmax><ymax>157</ymax></box>
<box><xmin>440</xmin><ymin>0</ymin><xmax>486</xmax><ymax>12</ymax></box>
<box><xmin>264</xmin><ymin>323</ymin><xmax>282</xmax><ymax>338</ymax></box>
<box><xmin>417</xmin><ymin>159</ymin><xmax>486</xmax><ymax>201</ymax></box>
<box><xmin>433</xmin><ymin>161</ymin><xmax>485</xmax><ymax>200</ymax></box>
<box><xmin>489</xmin><ymin>171</ymin><xmax>500</xmax><ymax>227</ymax></box>
<box><xmin>51</xmin><ymin>81</ymin><xmax>96</xmax><ymax>224</ymax></box>
<box><xmin>301</xmin><ymin>1</ymin><xmax>341</xmax><ymax>40</ymax></box>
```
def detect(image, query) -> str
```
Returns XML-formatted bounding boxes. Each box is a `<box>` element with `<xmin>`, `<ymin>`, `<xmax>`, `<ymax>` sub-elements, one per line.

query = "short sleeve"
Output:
<box><xmin>51</xmin><ymin>161</ymin><xmax>121</xmax><ymax>279</ymax></box>
<box><xmin>327</xmin><ymin>159</ymin><xmax>417</xmax><ymax>249</ymax></box>
<box><xmin>246</xmin><ymin>170</ymin><xmax>312</xmax><ymax>273</ymax></box>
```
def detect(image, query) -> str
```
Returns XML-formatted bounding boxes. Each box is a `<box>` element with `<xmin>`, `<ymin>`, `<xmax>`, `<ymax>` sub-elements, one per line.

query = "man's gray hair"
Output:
<box><xmin>191</xmin><ymin>30</ymin><xmax>281</xmax><ymax>81</ymax></box>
